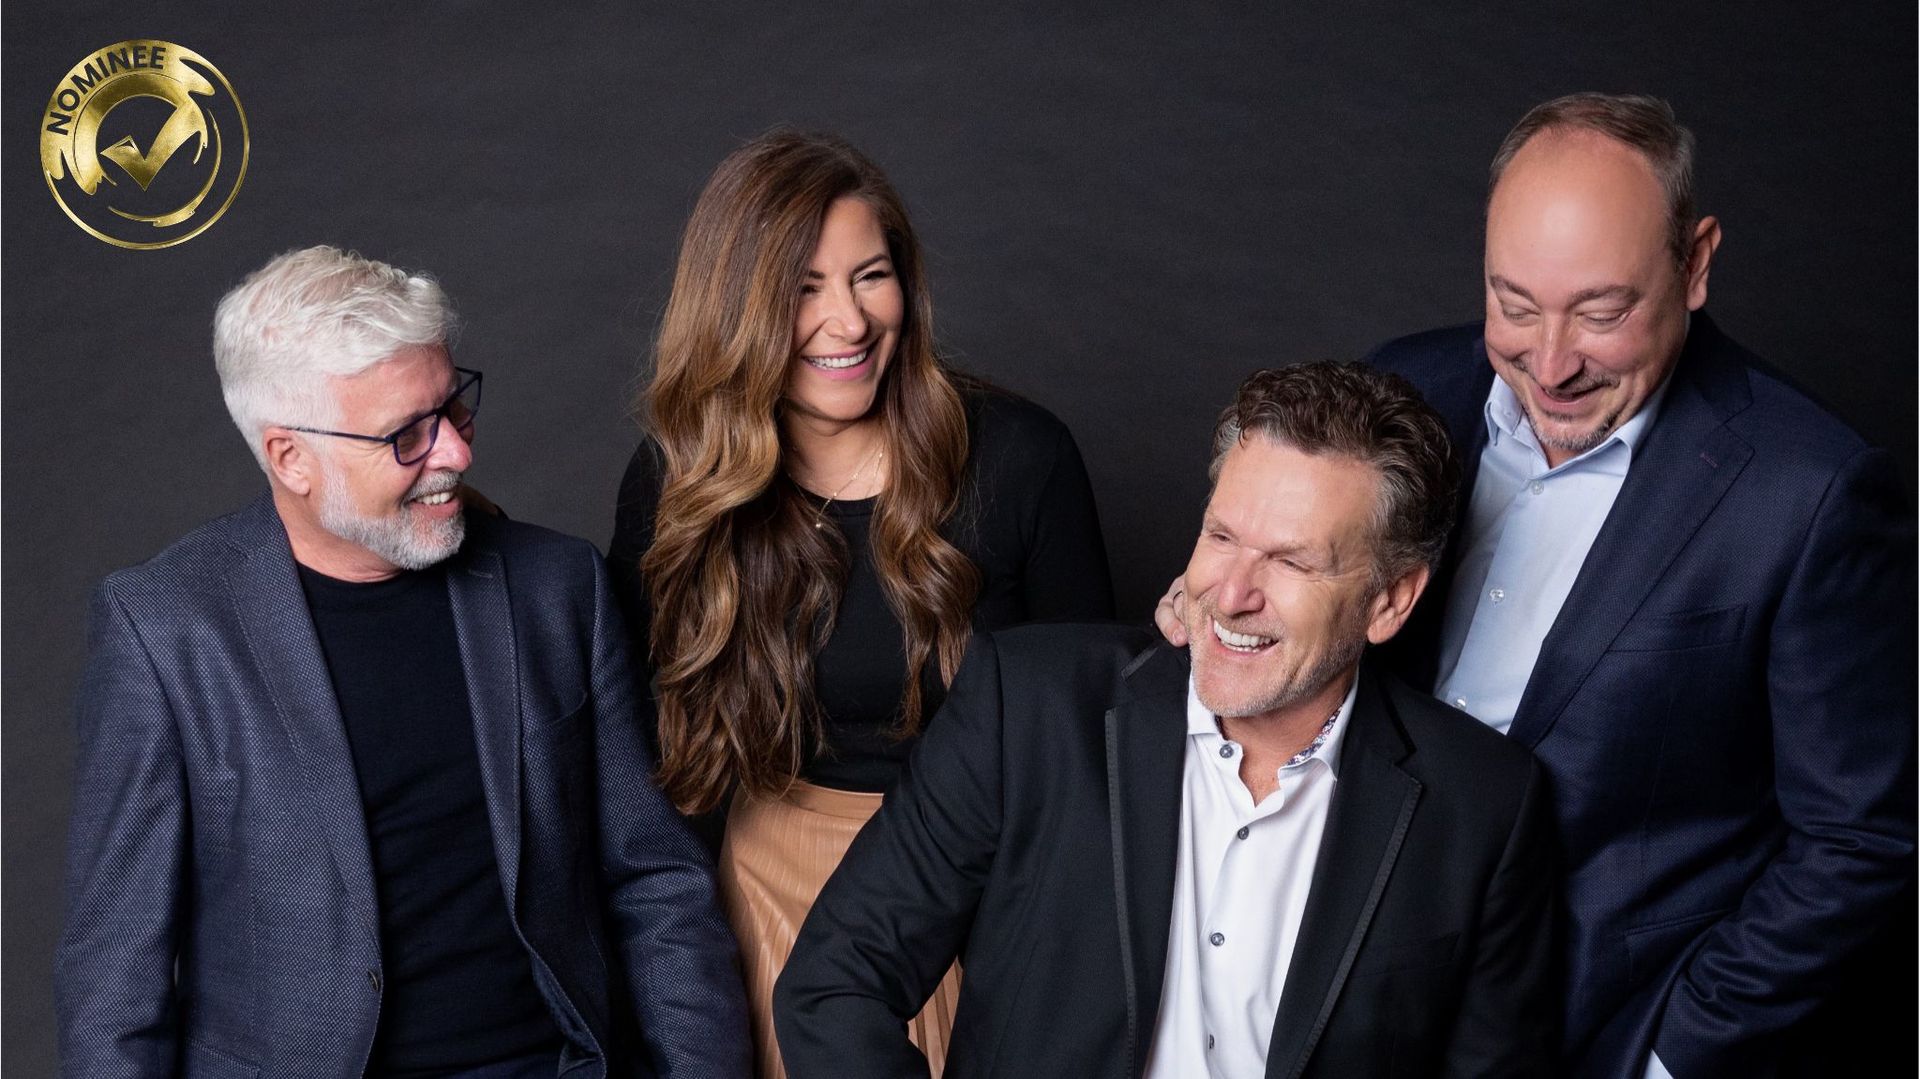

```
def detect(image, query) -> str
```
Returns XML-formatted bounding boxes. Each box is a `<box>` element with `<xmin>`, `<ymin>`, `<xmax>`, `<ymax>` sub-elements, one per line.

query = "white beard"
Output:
<box><xmin>317</xmin><ymin>459</ymin><xmax>466</xmax><ymax>571</ymax></box>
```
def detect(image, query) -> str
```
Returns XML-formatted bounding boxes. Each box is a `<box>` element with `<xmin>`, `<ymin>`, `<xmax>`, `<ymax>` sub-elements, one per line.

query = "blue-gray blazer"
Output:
<box><xmin>56</xmin><ymin>495</ymin><xmax>748</xmax><ymax>1079</ymax></box>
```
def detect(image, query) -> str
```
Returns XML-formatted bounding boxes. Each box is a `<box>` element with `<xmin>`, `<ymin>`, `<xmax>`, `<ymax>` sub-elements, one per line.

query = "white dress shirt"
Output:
<box><xmin>1143</xmin><ymin>675</ymin><xmax>1357</xmax><ymax>1079</ymax></box>
<box><xmin>1433</xmin><ymin>372</ymin><xmax>1670</xmax><ymax>732</ymax></box>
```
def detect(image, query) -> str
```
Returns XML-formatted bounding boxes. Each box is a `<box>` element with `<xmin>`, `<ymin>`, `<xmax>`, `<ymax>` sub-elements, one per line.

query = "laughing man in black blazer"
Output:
<box><xmin>775</xmin><ymin>362</ymin><xmax>1559</xmax><ymax>1078</ymax></box>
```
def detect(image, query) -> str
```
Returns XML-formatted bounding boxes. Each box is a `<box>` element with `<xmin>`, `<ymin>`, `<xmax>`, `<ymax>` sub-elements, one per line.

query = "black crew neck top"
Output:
<box><xmin>610</xmin><ymin>385</ymin><xmax>1115</xmax><ymax>793</ymax></box>
<box><xmin>297</xmin><ymin>563</ymin><xmax>558</xmax><ymax>1074</ymax></box>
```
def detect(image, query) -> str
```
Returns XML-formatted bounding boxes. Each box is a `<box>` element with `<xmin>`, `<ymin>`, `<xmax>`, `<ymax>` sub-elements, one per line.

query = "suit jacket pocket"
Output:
<box><xmin>1609</xmin><ymin>605</ymin><xmax>1745</xmax><ymax>652</ymax></box>
<box><xmin>184</xmin><ymin>1039</ymin><xmax>259</xmax><ymax>1079</ymax></box>
<box><xmin>522</xmin><ymin>701</ymin><xmax>594</xmax><ymax>859</ymax></box>
<box><xmin>1348</xmin><ymin>931</ymin><xmax>1459</xmax><ymax>978</ymax></box>
<box><xmin>527</xmin><ymin>691</ymin><xmax>590</xmax><ymax>731</ymax></box>
<box><xmin>1625</xmin><ymin>907</ymin><xmax>1730</xmax><ymax>985</ymax></box>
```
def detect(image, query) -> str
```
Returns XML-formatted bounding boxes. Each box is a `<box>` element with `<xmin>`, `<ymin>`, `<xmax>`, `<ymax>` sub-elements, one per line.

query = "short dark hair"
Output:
<box><xmin>1489</xmin><ymin>92</ymin><xmax>1698</xmax><ymax>268</ymax></box>
<box><xmin>1210</xmin><ymin>361</ymin><xmax>1458</xmax><ymax>581</ymax></box>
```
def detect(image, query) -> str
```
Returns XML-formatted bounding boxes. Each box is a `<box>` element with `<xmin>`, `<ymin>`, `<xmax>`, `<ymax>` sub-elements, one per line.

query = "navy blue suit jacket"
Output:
<box><xmin>56</xmin><ymin>497</ymin><xmax>749</xmax><ymax>1079</ymax></box>
<box><xmin>1370</xmin><ymin>315</ymin><xmax>1916</xmax><ymax>1078</ymax></box>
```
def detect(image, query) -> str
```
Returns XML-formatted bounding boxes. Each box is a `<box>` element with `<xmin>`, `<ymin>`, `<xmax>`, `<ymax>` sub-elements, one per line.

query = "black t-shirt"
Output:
<box><xmin>610</xmin><ymin>384</ymin><xmax>1116</xmax><ymax>792</ymax></box>
<box><xmin>298</xmin><ymin>563</ymin><xmax>558</xmax><ymax>1076</ymax></box>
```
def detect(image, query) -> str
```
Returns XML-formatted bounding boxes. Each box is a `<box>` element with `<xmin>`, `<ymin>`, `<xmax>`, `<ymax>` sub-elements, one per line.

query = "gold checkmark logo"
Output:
<box><xmin>40</xmin><ymin>41</ymin><xmax>248</xmax><ymax>250</ymax></box>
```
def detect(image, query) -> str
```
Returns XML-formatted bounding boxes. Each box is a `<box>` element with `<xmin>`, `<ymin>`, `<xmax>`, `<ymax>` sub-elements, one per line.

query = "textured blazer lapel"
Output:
<box><xmin>445</xmin><ymin>539</ymin><xmax>524</xmax><ymax>911</ymax></box>
<box><xmin>226</xmin><ymin>497</ymin><xmax>379</xmax><ymax>950</ymax></box>
<box><xmin>1265</xmin><ymin>670</ymin><xmax>1422</xmax><ymax>1079</ymax></box>
<box><xmin>1104</xmin><ymin>644</ymin><xmax>1189</xmax><ymax>1079</ymax></box>
<box><xmin>1507</xmin><ymin>322</ymin><xmax>1753</xmax><ymax>749</ymax></box>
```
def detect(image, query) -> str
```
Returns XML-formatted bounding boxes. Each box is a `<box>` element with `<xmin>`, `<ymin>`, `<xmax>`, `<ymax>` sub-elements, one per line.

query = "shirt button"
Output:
<box><xmin>1236</xmin><ymin>826</ymin><xmax>1250</xmax><ymax>841</ymax></box>
<box><xmin>1529</xmin><ymin>480</ymin><xmax>1545</xmax><ymax>495</ymax></box>
<box><xmin>1453</xmin><ymin>696</ymin><xmax>1468</xmax><ymax>709</ymax></box>
<box><xmin>1488</xmin><ymin>587</ymin><xmax>1506</xmax><ymax>603</ymax></box>
<box><xmin>1209</xmin><ymin>931</ymin><xmax>1225</xmax><ymax>947</ymax></box>
<box><xmin>1219</xmin><ymin>744</ymin><xmax>1235</xmax><ymax>758</ymax></box>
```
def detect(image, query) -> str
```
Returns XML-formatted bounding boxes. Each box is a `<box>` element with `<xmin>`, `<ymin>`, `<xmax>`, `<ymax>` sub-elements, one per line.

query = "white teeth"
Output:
<box><xmin>1213</xmin><ymin>620</ymin><xmax>1275</xmax><ymax>651</ymax></box>
<box><xmin>414</xmin><ymin>491</ymin><xmax>454</xmax><ymax>506</ymax></box>
<box><xmin>805</xmin><ymin>350</ymin><xmax>866</xmax><ymax>370</ymax></box>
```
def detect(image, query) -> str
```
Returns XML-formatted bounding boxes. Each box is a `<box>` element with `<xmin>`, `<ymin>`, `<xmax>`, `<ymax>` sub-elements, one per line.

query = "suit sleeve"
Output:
<box><xmin>55</xmin><ymin>582</ymin><xmax>188</xmax><ymax>1078</ymax></box>
<box><xmin>1443</xmin><ymin>757</ymin><xmax>1561</xmax><ymax>1078</ymax></box>
<box><xmin>1654</xmin><ymin>446</ymin><xmax>1917</xmax><ymax>1075</ymax></box>
<box><xmin>607</xmin><ymin>439</ymin><xmax>730</xmax><ymax>852</ymax></box>
<box><xmin>584</xmin><ymin>545</ymin><xmax>751</xmax><ymax>1079</ymax></box>
<box><xmin>774</xmin><ymin>633</ymin><xmax>1007</xmax><ymax>1079</ymax></box>
<box><xmin>608</xmin><ymin>439</ymin><xmax>664</xmax><ymax>667</ymax></box>
<box><xmin>1018</xmin><ymin>422</ymin><xmax>1115</xmax><ymax>621</ymax></box>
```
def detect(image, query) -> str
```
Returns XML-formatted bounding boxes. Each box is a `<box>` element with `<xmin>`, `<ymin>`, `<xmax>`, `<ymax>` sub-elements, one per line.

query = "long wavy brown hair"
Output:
<box><xmin>640</xmin><ymin>131</ymin><xmax>979</xmax><ymax>814</ymax></box>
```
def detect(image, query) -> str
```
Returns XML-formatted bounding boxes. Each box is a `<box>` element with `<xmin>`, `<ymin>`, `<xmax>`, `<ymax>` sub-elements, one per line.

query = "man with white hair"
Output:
<box><xmin>56</xmin><ymin>246</ymin><xmax>749</xmax><ymax>1078</ymax></box>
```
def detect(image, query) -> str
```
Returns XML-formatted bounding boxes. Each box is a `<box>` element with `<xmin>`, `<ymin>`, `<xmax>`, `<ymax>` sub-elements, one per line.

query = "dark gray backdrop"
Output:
<box><xmin>6</xmin><ymin>3</ymin><xmax>1914</xmax><ymax>1073</ymax></box>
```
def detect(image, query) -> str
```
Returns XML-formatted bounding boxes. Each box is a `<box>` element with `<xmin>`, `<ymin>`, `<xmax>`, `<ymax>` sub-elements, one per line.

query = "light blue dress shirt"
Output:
<box><xmin>1433</xmin><ymin>372</ymin><xmax>1672</xmax><ymax>734</ymax></box>
<box><xmin>1432</xmin><ymin>371</ymin><xmax>1677</xmax><ymax>1079</ymax></box>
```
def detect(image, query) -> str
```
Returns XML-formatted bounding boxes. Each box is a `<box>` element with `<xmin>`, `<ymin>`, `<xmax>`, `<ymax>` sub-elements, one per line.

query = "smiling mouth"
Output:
<box><xmin>1502</xmin><ymin>352</ymin><xmax>1614</xmax><ymax>408</ymax></box>
<box><xmin>1213</xmin><ymin>619</ymin><xmax>1277</xmax><ymax>653</ymax></box>
<box><xmin>803</xmin><ymin>349</ymin><xmax>868</xmax><ymax>370</ymax></box>
<box><xmin>406</xmin><ymin>474</ymin><xmax>463</xmax><ymax>507</ymax></box>
<box><xmin>1538</xmin><ymin>383</ymin><xmax>1604</xmax><ymax>405</ymax></box>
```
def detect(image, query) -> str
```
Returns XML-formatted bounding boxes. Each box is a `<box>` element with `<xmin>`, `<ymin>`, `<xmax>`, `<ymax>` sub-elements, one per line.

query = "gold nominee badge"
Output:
<box><xmin>39</xmin><ymin>41</ymin><xmax>249</xmax><ymax>250</ymax></box>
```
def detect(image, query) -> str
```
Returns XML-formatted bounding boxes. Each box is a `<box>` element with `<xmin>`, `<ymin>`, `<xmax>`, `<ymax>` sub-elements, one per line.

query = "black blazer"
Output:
<box><xmin>56</xmin><ymin>497</ymin><xmax>749</xmax><ymax>1078</ymax></box>
<box><xmin>775</xmin><ymin>624</ymin><xmax>1558</xmax><ymax>1078</ymax></box>
<box><xmin>1369</xmin><ymin>316</ymin><xmax>1917</xmax><ymax>1079</ymax></box>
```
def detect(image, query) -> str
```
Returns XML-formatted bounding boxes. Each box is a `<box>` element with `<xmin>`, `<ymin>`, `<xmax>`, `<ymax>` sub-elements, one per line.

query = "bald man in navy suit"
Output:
<box><xmin>1364</xmin><ymin>95</ymin><xmax>1914</xmax><ymax>1078</ymax></box>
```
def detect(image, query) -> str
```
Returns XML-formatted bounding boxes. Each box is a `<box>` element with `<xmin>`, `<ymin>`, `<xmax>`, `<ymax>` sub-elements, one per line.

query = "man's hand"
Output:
<box><xmin>1154</xmin><ymin>575</ymin><xmax>1189</xmax><ymax>646</ymax></box>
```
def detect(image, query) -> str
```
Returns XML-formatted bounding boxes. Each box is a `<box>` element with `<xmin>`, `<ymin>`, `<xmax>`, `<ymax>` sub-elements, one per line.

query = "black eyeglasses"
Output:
<box><xmin>288</xmin><ymin>366</ymin><xmax>483</xmax><ymax>466</ymax></box>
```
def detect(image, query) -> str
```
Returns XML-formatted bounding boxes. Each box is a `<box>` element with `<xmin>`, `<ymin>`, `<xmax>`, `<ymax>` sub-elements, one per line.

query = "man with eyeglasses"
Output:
<box><xmin>56</xmin><ymin>246</ymin><xmax>749</xmax><ymax>1079</ymax></box>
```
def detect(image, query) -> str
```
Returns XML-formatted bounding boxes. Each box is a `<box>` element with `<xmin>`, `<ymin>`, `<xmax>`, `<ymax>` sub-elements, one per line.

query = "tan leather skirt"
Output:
<box><xmin>718</xmin><ymin>781</ymin><xmax>961</xmax><ymax>1079</ymax></box>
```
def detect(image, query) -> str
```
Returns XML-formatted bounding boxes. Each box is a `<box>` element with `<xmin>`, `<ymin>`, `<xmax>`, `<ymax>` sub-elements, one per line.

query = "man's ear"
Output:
<box><xmin>262</xmin><ymin>428</ymin><xmax>317</xmax><ymax>496</ymax></box>
<box><xmin>1365</xmin><ymin>562</ymin><xmax>1431</xmax><ymax>645</ymax></box>
<box><xmin>1685</xmin><ymin>216</ymin><xmax>1722</xmax><ymax>311</ymax></box>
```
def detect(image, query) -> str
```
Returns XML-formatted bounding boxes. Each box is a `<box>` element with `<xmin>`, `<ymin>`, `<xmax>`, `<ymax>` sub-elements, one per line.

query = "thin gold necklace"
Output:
<box><xmin>804</xmin><ymin>443</ymin><xmax>885</xmax><ymax>529</ymax></box>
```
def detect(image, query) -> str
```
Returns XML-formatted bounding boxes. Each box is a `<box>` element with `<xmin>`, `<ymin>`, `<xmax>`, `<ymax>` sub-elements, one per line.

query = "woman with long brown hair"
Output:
<box><xmin>608</xmin><ymin>131</ymin><xmax>1113</xmax><ymax>1076</ymax></box>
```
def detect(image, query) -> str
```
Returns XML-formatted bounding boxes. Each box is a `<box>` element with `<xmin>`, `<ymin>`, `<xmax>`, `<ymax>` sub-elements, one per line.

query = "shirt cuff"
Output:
<box><xmin>1644</xmin><ymin>1049</ymin><xmax>1675</xmax><ymax>1079</ymax></box>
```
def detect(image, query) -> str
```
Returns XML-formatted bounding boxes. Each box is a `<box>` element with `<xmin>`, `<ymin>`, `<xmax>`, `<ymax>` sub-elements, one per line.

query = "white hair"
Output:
<box><xmin>212</xmin><ymin>245</ymin><xmax>455</xmax><ymax>469</ymax></box>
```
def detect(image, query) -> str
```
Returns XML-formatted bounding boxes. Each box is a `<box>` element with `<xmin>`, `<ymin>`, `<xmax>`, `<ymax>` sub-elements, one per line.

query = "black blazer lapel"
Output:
<box><xmin>444</xmin><ymin>539</ymin><xmax>524</xmax><ymax>913</ymax></box>
<box><xmin>1507</xmin><ymin>319</ymin><xmax>1754</xmax><ymax>748</ymax></box>
<box><xmin>225</xmin><ymin>498</ymin><xmax>379</xmax><ymax>952</ymax></box>
<box><xmin>1265</xmin><ymin>669</ymin><xmax>1423</xmax><ymax>1079</ymax></box>
<box><xmin>1104</xmin><ymin>644</ymin><xmax>1189</xmax><ymax>1078</ymax></box>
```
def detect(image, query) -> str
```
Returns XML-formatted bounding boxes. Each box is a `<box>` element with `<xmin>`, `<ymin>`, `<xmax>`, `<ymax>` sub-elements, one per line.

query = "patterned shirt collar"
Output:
<box><xmin>1185</xmin><ymin>670</ymin><xmax>1359</xmax><ymax>779</ymax></box>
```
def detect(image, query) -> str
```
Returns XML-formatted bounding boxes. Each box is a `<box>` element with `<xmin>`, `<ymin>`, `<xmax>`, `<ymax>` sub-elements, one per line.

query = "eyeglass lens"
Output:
<box><xmin>393</xmin><ymin>375</ymin><xmax>481</xmax><ymax>465</ymax></box>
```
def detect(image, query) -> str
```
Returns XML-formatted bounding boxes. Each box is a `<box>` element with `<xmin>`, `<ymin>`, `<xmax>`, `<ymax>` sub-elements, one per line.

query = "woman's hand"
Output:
<box><xmin>1154</xmin><ymin>575</ymin><xmax>1189</xmax><ymax>647</ymax></box>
